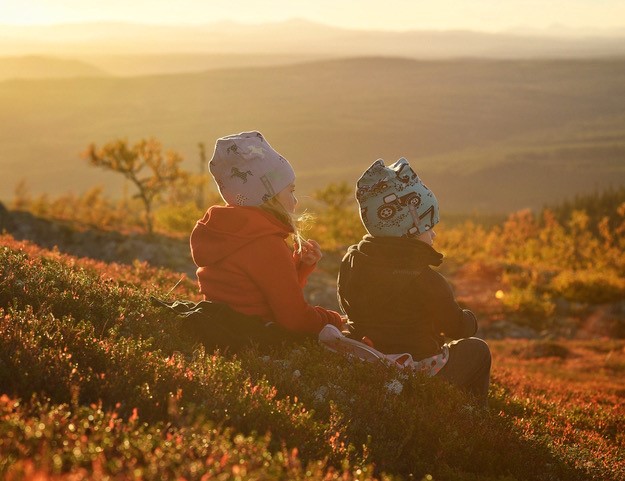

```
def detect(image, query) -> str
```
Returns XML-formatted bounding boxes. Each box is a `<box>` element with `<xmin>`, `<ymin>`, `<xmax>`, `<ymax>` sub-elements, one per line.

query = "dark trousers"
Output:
<box><xmin>436</xmin><ymin>337</ymin><xmax>491</xmax><ymax>406</ymax></box>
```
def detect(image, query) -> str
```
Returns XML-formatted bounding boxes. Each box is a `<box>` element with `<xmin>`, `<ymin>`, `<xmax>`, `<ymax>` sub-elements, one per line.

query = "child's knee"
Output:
<box><xmin>455</xmin><ymin>337</ymin><xmax>491</xmax><ymax>367</ymax></box>
<box><xmin>471</xmin><ymin>338</ymin><xmax>492</xmax><ymax>367</ymax></box>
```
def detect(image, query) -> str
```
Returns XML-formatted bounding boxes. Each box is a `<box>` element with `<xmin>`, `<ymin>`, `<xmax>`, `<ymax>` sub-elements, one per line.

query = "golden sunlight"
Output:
<box><xmin>1</xmin><ymin>0</ymin><xmax>624</xmax><ymax>31</ymax></box>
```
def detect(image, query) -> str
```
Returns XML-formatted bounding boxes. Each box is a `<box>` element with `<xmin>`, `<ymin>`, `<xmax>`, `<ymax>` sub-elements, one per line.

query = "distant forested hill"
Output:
<box><xmin>0</xmin><ymin>55</ymin><xmax>108</xmax><ymax>80</ymax></box>
<box><xmin>1</xmin><ymin>57</ymin><xmax>625</xmax><ymax>213</ymax></box>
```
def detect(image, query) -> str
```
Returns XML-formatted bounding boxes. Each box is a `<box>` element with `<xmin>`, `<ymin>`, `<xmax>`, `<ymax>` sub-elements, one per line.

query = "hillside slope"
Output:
<box><xmin>0</xmin><ymin>233</ymin><xmax>623</xmax><ymax>480</ymax></box>
<box><xmin>1</xmin><ymin>57</ymin><xmax>625</xmax><ymax>212</ymax></box>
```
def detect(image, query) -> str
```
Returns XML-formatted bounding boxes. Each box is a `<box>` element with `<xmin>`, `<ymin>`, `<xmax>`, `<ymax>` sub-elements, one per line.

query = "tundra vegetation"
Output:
<box><xmin>1</xmin><ymin>170</ymin><xmax>624</xmax><ymax>479</ymax></box>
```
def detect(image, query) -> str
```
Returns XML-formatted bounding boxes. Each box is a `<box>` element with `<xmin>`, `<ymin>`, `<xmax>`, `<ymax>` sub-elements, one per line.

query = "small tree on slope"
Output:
<box><xmin>84</xmin><ymin>138</ymin><xmax>187</xmax><ymax>234</ymax></box>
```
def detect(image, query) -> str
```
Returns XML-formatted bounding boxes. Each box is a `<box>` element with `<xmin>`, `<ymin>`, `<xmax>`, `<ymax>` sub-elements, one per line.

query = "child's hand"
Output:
<box><xmin>340</xmin><ymin>315</ymin><xmax>352</xmax><ymax>334</ymax></box>
<box><xmin>299</xmin><ymin>239</ymin><xmax>322</xmax><ymax>266</ymax></box>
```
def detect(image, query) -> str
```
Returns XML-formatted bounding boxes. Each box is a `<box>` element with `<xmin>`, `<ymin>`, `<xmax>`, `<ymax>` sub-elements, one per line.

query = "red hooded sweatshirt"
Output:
<box><xmin>190</xmin><ymin>205</ymin><xmax>343</xmax><ymax>334</ymax></box>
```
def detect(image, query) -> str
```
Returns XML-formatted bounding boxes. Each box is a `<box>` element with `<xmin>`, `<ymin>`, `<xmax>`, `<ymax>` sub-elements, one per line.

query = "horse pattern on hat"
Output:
<box><xmin>356</xmin><ymin>158</ymin><xmax>439</xmax><ymax>237</ymax></box>
<box><xmin>209</xmin><ymin>131</ymin><xmax>295</xmax><ymax>207</ymax></box>
<box><xmin>230</xmin><ymin>167</ymin><xmax>253</xmax><ymax>183</ymax></box>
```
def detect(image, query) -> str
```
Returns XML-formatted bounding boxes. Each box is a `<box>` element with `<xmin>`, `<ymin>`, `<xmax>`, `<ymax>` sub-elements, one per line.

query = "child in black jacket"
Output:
<box><xmin>338</xmin><ymin>158</ymin><xmax>491</xmax><ymax>404</ymax></box>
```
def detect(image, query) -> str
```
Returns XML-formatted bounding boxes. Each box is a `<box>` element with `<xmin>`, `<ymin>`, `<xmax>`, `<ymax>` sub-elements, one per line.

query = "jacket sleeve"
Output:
<box><xmin>423</xmin><ymin>270</ymin><xmax>477</xmax><ymax>340</ymax></box>
<box><xmin>236</xmin><ymin>235</ymin><xmax>343</xmax><ymax>334</ymax></box>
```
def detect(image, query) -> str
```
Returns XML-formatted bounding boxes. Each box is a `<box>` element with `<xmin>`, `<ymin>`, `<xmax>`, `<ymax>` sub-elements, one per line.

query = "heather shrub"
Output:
<box><xmin>0</xmin><ymin>235</ymin><xmax>197</xmax><ymax>351</ymax></box>
<box><xmin>0</xmin><ymin>395</ymin><xmax>392</xmax><ymax>481</ymax></box>
<box><xmin>550</xmin><ymin>269</ymin><xmax>625</xmax><ymax>303</ymax></box>
<box><xmin>499</xmin><ymin>287</ymin><xmax>556</xmax><ymax>328</ymax></box>
<box><xmin>1</xmin><ymin>225</ymin><xmax>624</xmax><ymax>480</ymax></box>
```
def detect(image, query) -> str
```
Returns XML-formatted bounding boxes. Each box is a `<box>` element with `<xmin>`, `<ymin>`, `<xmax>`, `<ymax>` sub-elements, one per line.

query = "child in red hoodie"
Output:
<box><xmin>190</xmin><ymin>131</ymin><xmax>344</xmax><ymax>335</ymax></box>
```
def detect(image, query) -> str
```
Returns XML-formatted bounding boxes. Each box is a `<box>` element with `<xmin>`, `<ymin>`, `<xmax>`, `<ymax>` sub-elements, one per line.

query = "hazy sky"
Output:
<box><xmin>2</xmin><ymin>0</ymin><xmax>625</xmax><ymax>32</ymax></box>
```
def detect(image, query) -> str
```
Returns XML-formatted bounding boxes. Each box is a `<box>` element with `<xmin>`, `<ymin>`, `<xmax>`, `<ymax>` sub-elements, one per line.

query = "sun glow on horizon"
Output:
<box><xmin>1</xmin><ymin>0</ymin><xmax>625</xmax><ymax>33</ymax></box>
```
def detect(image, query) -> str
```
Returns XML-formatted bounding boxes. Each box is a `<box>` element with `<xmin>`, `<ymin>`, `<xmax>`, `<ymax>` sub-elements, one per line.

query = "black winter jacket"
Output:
<box><xmin>338</xmin><ymin>235</ymin><xmax>477</xmax><ymax>360</ymax></box>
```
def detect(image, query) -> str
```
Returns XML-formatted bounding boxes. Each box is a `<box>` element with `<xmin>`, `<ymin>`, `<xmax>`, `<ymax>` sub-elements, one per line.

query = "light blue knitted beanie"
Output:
<box><xmin>355</xmin><ymin>158</ymin><xmax>439</xmax><ymax>237</ymax></box>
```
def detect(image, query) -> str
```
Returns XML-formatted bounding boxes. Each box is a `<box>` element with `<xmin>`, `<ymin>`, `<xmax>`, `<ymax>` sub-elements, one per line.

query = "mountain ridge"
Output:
<box><xmin>1</xmin><ymin>56</ymin><xmax>624</xmax><ymax>213</ymax></box>
<box><xmin>2</xmin><ymin>19</ymin><xmax>625</xmax><ymax>57</ymax></box>
<box><xmin>0</xmin><ymin>55</ymin><xmax>108</xmax><ymax>80</ymax></box>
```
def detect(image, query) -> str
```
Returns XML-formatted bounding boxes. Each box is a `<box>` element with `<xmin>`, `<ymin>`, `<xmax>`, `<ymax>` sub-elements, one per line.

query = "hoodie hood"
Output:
<box><xmin>348</xmin><ymin>234</ymin><xmax>443</xmax><ymax>272</ymax></box>
<box><xmin>190</xmin><ymin>205</ymin><xmax>292</xmax><ymax>266</ymax></box>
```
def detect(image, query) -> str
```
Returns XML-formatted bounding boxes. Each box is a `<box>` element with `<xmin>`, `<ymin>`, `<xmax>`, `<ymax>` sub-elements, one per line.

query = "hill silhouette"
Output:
<box><xmin>0</xmin><ymin>55</ymin><xmax>108</xmax><ymax>80</ymax></box>
<box><xmin>2</xmin><ymin>19</ymin><xmax>625</xmax><ymax>57</ymax></box>
<box><xmin>1</xmin><ymin>57</ymin><xmax>625</xmax><ymax>212</ymax></box>
<box><xmin>77</xmin><ymin>53</ymin><xmax>328</xmax><ymax>76</ymax></box>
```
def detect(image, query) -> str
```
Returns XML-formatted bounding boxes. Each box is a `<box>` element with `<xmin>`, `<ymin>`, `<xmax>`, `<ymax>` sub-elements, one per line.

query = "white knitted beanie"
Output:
<box><xmin>209</xmin><ymin>131</ymin><xmax>295</xmax><ymax>206</ymax></box>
